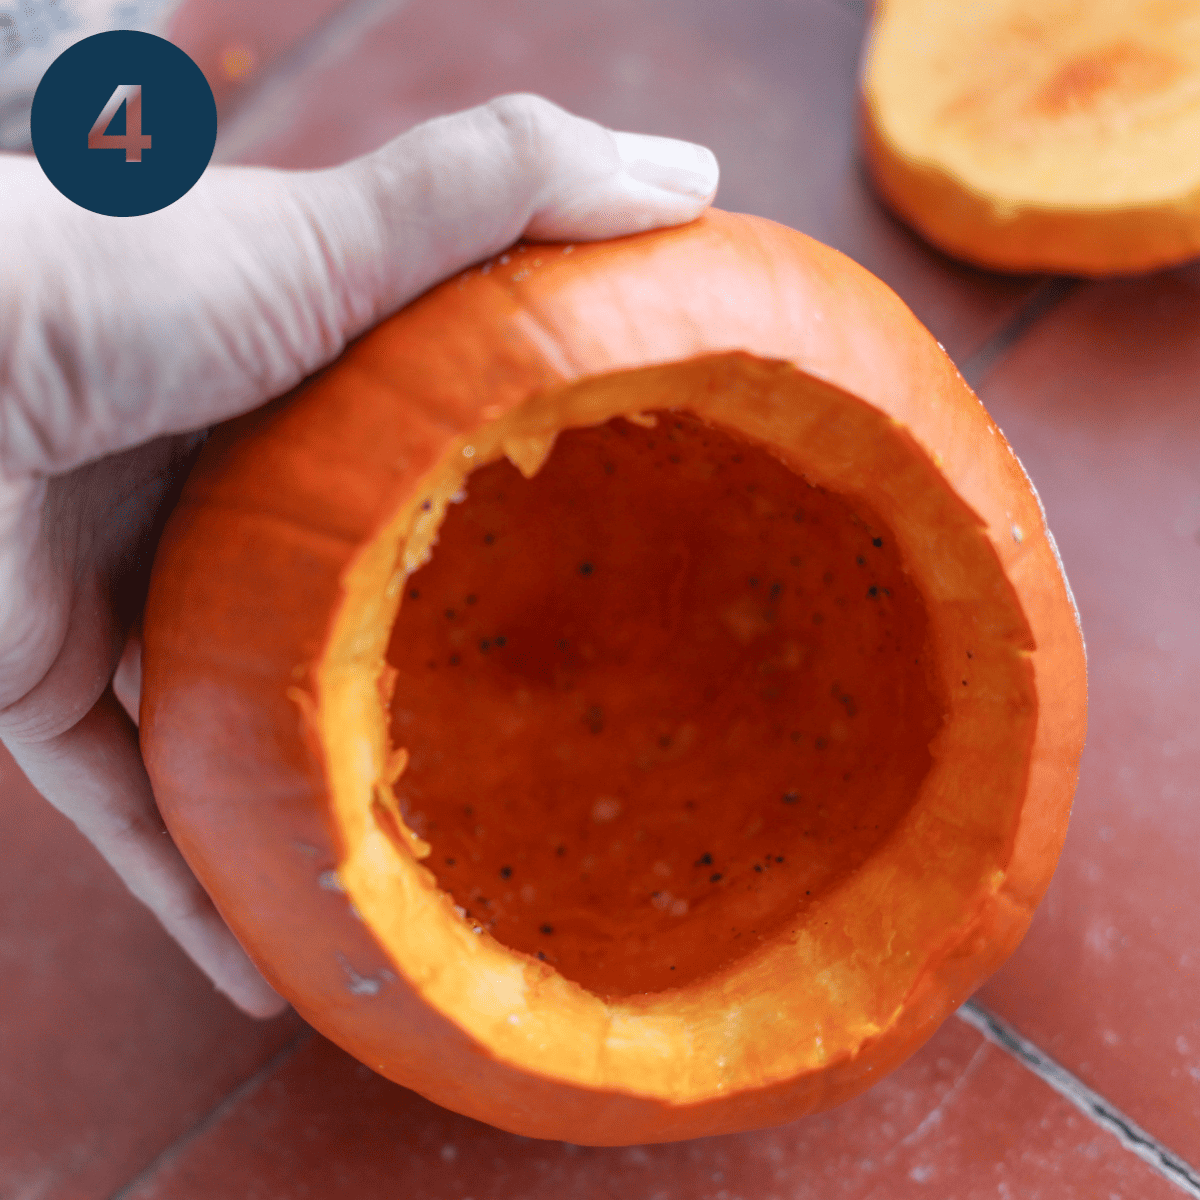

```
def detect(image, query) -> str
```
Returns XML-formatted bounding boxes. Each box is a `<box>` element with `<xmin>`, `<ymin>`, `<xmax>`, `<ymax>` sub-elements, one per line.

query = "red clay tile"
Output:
<box><xmin>214</xmin><ymin>0</ymin><xmax>1040</xmax><ymax>363</ymax></box>
<box><xmin>975</xmin><ymin>263</ymin><xmax>1200</xmax><ymax>1163</ymax></box>
<box><xmin>0</xmin><ymin>747</ymin><xmax>305</xmax><ymax>1200</ymax></box>
<box><xmin>165</xmin><ymin>0</ymin><xmax>357</xmax><ymax>113</ymax></box>
<box><xmin>14</xmin><ymin>4</ymin><xmax>1194</xmax><ymax>1194</ymax></box>
<box><xmin>124</xmin><ymin>1015</ymin><xmax>1179</xmax><ymax>1200</ymax></box>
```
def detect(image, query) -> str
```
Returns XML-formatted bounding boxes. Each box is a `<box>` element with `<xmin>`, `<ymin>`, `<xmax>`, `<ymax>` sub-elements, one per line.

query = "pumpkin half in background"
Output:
<box><xmin>861</xmin><ymin>0</ymin><xmax>1200</xmax><ymax>275</ymax></box>
<box><xmin>141</xmin><ymin>209</ymin><xmax>1087</xmax><ymax>1144</ymax></box>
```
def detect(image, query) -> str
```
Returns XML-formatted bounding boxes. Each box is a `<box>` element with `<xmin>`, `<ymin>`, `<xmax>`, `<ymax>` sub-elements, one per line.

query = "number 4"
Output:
<box><xmin>88</xmin><ymin>85</ymin><xmax>152</xmax><ymax>162</ymax></box>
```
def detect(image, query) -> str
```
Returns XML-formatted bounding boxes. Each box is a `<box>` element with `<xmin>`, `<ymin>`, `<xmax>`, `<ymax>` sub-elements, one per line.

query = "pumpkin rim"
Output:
<box><xmin>317</xmin><ymin>349</ymin><xmax>1043</xmax><ymax>1103</ymax></box>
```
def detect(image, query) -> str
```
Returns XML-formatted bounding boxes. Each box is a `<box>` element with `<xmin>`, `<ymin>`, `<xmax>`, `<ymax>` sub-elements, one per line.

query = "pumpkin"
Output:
<box><xmin>141</xmin><ymin>209</ymin><xmax>1086</xmax><ymax>1144</ymax></box>
<box><xmin>860</xmin><ymin>0</ymin><xmax>1200</xmax><ymax>275</ymax></box>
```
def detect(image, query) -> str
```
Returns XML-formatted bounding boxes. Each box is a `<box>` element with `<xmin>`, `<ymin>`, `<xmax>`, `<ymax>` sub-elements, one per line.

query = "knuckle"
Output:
<box><xmin>484</xmin><ymin>93</ymin><xmax>567</xmax><ymax>159</ymax></box>
<box><xmin>158</xmin><ymin>884</ymin><xmax>213</xmax><ymax>929</ymax></box>
<box><xmin>104</xmin><ymin>807</ymin><xmax>159</xmax><ymax>843</ymax></box>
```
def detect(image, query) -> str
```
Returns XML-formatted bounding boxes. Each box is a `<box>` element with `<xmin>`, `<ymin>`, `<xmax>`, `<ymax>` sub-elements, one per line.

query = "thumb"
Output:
<box><xmin>1</xmin><ymin>94</ymin><xmax>718</xmax><ymax>477</ymax></box>
<box><xmin>305</xmin><ymin>92</ymin><xmax>720</xmax><ymax>335</ymax></box>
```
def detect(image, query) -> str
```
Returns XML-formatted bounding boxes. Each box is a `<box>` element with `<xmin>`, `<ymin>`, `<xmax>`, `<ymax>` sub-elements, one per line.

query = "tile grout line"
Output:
<box><xmin>212</xmin><ymin>0</ymin><xmax>414</xmax><ymax>164</ymax></box>
<box><xmin>958</xmin><ymin>275</ymin><xmax>1080</xmax><ymax>392</ymax></box>
<box><xmin>105</xmin><ymin>1026</ymin><xmax>316</xmax><ymax>1200</ymax></box>
<box><xmin>958</xmin><ymin>1001</ymin><xmax>1200</xmax><ymax>1197</ymax></box>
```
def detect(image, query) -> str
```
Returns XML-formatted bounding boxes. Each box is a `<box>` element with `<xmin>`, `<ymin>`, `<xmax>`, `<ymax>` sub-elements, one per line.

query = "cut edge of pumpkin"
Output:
<box><xmin>315</xmin><ymin>350</ymin><xmax>1040</xmax><ymax>1106</ymax></box>
<box><xmin>860</xmin><ymin>104</ymin><xmax>1200</xmax><ymax>276</ymax></box>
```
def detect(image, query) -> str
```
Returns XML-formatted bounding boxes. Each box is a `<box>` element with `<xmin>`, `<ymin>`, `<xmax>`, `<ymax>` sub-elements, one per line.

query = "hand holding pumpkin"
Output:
<box><xmin>0</xmin><ymin>94</ymin><xmax>719</xmax><ymax>1017</ymax></box>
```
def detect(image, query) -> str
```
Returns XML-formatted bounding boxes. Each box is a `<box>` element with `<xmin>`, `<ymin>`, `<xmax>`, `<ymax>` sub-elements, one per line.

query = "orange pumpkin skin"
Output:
<box><xmin>141</xmin><ymin>209</ymin><xmax>1086</xmax><ymax>1144</ymax></box>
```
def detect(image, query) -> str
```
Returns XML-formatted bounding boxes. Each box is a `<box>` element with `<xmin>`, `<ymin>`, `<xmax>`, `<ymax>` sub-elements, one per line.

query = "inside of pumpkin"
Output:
<box><xmin>318</xmin><ymin>352</ymin><xmax>1035</xmax><ymax>1098</ymax></box>
<box><xmin>383</xmin><ymin>413</ymin><xmax>943</xmax><ymax>999</ymax></box>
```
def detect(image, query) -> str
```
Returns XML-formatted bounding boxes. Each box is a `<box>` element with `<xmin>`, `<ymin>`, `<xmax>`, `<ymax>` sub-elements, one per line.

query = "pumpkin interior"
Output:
<box><xmin>383</xmin><ymin>413</ymin><xmax>942</xmax><ymax>998</ymax></box>
<box><xmin>317</xmin><ymin>352</ymin><xmax>1036</xmax><ymax>1101</ymax></box>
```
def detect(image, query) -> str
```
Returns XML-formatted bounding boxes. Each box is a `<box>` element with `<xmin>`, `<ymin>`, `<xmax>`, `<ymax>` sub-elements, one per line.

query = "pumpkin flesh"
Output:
<box><xmin>320</xmin><ymin>353</ymin><xmax>1040</xmax><ymax>1111</ymax></box>
<box><xmin>385</xmin><ymin>411</ymin><xmax>944</xmax><ymax>999</ymax></box>
<box><xmin>861</xmin><ymin>0</ymin><xmax>1200</xmax><ymax>274</ymax></box>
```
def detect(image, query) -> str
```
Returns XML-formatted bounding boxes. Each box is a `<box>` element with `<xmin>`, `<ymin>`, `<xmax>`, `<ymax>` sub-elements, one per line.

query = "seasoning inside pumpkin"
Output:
<box><xmin>386</xmin><ymin>411</ymin><xmax>943</xmax><ymax>998</ymax></box>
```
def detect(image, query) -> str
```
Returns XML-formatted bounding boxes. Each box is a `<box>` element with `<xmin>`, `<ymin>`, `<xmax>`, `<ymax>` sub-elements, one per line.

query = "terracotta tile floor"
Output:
<box><xmin>166</xmin><ymin>0</ymin><xmax>361</xmax><ymax>115</ymax></box>
<box><xmin>118</xmin><ymin>1022</ymin><xmax>1182</xmax><ymax>1200</ymax></box>
<box><xmin>5</xmin><ymin>0</ymin><xmax>1200</xmax><ymax>1196</ymax></box>
<box><xmin>974</xmin><ymin>266</ymin><xmax>1200</xmax><ymax>1163</ymax></box>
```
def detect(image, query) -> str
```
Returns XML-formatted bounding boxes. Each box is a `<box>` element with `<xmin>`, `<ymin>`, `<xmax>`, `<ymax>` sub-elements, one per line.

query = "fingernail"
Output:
<box><xmin>613</xmin><ymin>131</ymin><xmax>720</xmax><ymax>201</ymax></box>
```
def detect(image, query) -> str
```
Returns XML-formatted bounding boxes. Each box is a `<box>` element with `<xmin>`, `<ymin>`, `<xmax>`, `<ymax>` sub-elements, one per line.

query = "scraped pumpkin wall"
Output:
<box><xmin>385</xmin><ymin>413</ymin><xmax>944</xmax><ymax>997</ymax></box>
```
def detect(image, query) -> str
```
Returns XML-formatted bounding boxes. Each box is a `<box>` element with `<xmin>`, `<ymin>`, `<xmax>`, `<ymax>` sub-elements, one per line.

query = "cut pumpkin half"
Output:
<box><xmin>861</xmin><ymin>0</ymin><xmax>1200</xmax><ymax>274</ymax></box>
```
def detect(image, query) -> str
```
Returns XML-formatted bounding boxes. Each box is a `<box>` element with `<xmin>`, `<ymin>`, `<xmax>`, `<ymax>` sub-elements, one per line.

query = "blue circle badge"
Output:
<box><xmin>31</xmin><ymin>31</ymin><xmax>217</xmax><ymax>217</ymax></box>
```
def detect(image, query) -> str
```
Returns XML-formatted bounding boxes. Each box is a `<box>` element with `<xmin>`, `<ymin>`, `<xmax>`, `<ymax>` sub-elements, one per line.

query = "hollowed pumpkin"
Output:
<box><xmin>141</xmin><ymin>209</ymin><xmax>1086</xmax><ymax>1144</ymax></box>
<box><xmin>861</xmin><ymin>0</ymin><xmax>1200</xmax><ymax>275</ymax></box>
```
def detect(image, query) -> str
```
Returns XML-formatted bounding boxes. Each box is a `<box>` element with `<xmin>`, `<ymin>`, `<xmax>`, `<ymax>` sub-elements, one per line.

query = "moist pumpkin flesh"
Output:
<box><xmin>384</xmin><ymin>413</ymin><xmax>943</xmax><ymax>999</ymax></box>
<box><xmin>867</xmin><ymin>0</ymin><xmax>1200</xmax><ymax>206</ymax></box>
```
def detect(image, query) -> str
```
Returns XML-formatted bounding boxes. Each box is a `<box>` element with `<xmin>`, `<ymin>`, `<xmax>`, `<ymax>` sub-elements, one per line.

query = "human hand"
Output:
<box><xmin>0</xmin><ymin>94</ymin><xmax>719</xmax><ymax>1017</ymax></box>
